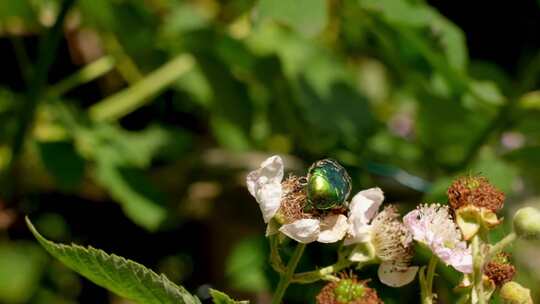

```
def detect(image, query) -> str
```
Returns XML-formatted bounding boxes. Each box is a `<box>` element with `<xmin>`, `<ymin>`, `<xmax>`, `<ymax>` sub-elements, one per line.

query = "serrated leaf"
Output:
<box><xmin>26</xmin><ymin>218</ymin><xmax>201</xmax><ymax>304</ymax></box>
<box><xmin>209</xmin><ymin>289</ymin><xmax>249</xmax><ymax>304</ymax></box>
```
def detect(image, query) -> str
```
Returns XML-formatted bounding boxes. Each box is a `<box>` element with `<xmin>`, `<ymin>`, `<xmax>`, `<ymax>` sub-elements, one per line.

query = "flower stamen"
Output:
<box><xmin>279</xmin><ymin>175</ymin><xmax>312</xmax><ymax>223</ymax></box>
<box><xmin>371</xmin><ymin>206</ymin><xmax>414</xmax><ymax>271</ymax></box>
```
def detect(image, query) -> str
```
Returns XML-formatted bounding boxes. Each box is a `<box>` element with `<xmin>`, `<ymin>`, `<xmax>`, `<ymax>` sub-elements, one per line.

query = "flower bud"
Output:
<box><xmin>500</xmin><ymin>281</ymin><xmax>533</xmax><ymax>304</ymax></box>
<box><xmin>513</xmin><ymin>207</ymin><xmax>540</xmax><ymax>240</ymax></box>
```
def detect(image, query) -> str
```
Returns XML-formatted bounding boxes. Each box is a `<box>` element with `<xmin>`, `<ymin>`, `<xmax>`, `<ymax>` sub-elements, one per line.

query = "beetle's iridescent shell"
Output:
<box><xmin>306</xmin><ymin>159</ymin><xmax>352</xmax><ymax>210</ymax></box>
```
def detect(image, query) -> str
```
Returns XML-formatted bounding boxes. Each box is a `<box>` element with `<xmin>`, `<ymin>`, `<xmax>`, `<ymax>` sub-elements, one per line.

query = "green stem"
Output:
<box><xmin>419</xmin><ymin>266</ymin><xmax>428</xmax><ymax>304</ymax></box>
<box><xmin>271</xmin><ymin>243</ymin><xmax>306</xmax><ymax>304</ymax></box>
<box><xmin>88</xmin><ymin>53</ymin><xmax>195</xmax><ymax>122</ymax></box>
<box><xmin>2</xmin><ymin>0</ymin><xmax>76</xmax><ymax>197</ymax></box>
<box><xmin>47</xmin><ymin>56</ymin><xmax>115</xmax><ymax>97</ymax></box>
<box><xmin>426</xmin><ymin>255</ymin><xmax>438</xmax><ymax>299</ymax></box>
<box><xmin>101</xmin><ymin>32</ymin><xmax>143</xmax><ymax>84</ymax></box>
<box><xmin>10</xmin><ymin>37</ymin><xmax>33</xmax><ymax>85</ymax></box>
<box><xmin>472</xmin><ymin>235</ymin><xmax>486</xmax><ymax>304</ymax></box>
<box><xmin>269</xmin><ymin>234</ymin><xmax>285</xmax><ymax>274</ymax></box>
<box><xmin>420</xmin><ymin>255</ymin><xmax>438</xmax><ymax>304</ymax></box>
<box><xmin>486</xmin><ymin>232</ymin><xmax>517</xmax><ymax>262</ymax></box>
<box><xmin>456</xmin><ymin>293</ymin><xmax>470</xmax><ymax>304</ymax></box>
<box><xmin>292</xmin><ymin>259</ymin><xmax>353</xmax><ymax>284</ymax></box>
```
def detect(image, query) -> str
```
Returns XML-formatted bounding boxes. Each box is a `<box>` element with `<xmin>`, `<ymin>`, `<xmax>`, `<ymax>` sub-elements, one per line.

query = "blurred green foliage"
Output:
<box><xmin>0</xmin><ymin>0</ymin><xmax>539</xmax><ymax>303</ymax></box>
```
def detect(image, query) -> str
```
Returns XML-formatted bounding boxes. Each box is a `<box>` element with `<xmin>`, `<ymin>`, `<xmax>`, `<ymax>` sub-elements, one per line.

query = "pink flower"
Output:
<box><xmin>404</xmin><ymin>204</ymin><xmax>472</xmax><ymax>273</ymax></box>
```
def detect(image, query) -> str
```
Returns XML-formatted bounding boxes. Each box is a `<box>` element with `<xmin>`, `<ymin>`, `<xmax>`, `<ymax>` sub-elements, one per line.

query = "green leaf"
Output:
<box><xmin>519</xmin><ymin>90</ymin><xmax>540</xmax><ymax>110</ymax></box>
<box><xmin>95</xmin><ymin>156</ymin><xmax>168</xmax><ymax>231</ymax></box>
<box><xmin>26</xmin><ymin>218</ymin><xmax>201</xmax><ymax>304</ymax></box>
<box><xmin>209</xmin><ymin>289</ymin><xmax>249</xmax><ymax>304</ymax></box>
<box><xmin>81</xmin><ymin>124</ymin><xmax>191</xmax><ymax>230</ymax></box>
<box><xmin>257</xmin><ymin>0</ymin><xmax>327</xmax><ymax>37</ymax></box>
<box><xmin>360</xmin><ymin>0</ymin><xmax>468</xmax><ymax>72</ymax></box>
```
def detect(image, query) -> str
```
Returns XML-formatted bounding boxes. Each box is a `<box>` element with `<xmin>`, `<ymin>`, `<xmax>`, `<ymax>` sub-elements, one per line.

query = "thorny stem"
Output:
<box><xmin>292</xmin><ymin>259</ymin><xmax>354</xmax><ymax>284</ymax></box>
<box><xmin>472</xmin><ymin>235</ymin><xmax>486</xmax><ymax>304</ymax></box>
<box><xmin>271</xmin><ymin>243</ymin><xmax>306</xmax><ymax>304</ymax></box>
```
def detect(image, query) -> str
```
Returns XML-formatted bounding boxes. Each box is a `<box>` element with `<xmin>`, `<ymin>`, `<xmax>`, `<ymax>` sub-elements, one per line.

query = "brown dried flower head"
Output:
<box><xmin>316</xmin><ymin>274</ymin><xmax>383</xmax><ymax>304</ymax></box>
<box><xmin>447</xmin><ymin>175</ymin><xmax>505</xmax><ymax>212</ymax></box>
<box><xmin>484</xmin><ymin>253</ymin><xmax>516</xmax><ymax>287</ymax></box>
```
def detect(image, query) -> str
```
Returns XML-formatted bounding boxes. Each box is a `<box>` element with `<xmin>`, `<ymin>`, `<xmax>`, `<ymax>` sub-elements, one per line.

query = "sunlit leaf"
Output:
<box><xmin>257</xmin><ymin>0</ymin><xmax>327</xmax><ymax>37</ymax></box>
<box><xmin>26</xmin><ymin>218</ymin><xmax>201</xmax><ymax>304</ymax></box>
<box><xmin>360</xmin><ymin>0</ymin><xmax>468</xmax><ymax>72</ymax></box>
<box><xmin>209</xmin><ymin>289</ymin><xmax>249</xmax><ymax>304</ymax></box>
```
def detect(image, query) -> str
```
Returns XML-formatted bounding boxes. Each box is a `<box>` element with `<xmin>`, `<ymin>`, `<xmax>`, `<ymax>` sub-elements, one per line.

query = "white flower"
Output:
<box><xmin>403</xmin><ymin>204</ymin><xmax>473</xmax><ymax>273</ymax></box>
<box><xmin>372</xmin><ymin>206</ymin><xmax>419</xmax><ymax>287</ymax></box>
<box><xmin>246</xmin><ymin>155</ymin><xmax>349</xmax><ymax>244</ymax></box>
<box><xmin>246</xmin><ymin>156</ymin><xmax>283</xmax><ymax>223</ymax></box>
<box><xmin>345</xmin><ymin>188</ymin><xmax>385</xmax><ymax>245</ymax></box>
<box><xmin>346</xmin><ymin>190</ymin><xmax>418</xmax><ymax>287</ymax></box>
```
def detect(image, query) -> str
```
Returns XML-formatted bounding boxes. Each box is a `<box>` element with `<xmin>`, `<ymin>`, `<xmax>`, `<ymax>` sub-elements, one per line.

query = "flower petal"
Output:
<box><xmin>317</xmin><ymin>214</ymin><xmax>349</xmax><ymax>243</ymax></box>
<box><xmin>246</xmin><ymin>155</ymin><xmax>284</xmax><ymax>222</ymax></box>
<box><xmin>346</xmin><ymin>187</ymin><xmax>384</xmax><ymax>245</ymax></box>
<box><xmin>403</xmin><ymin>209</ymin><xmax>425</xmax><ymax>242</ymax></box>
<box><xmin>377</xmin><ymin>262</ymin><xmax>418</xmax><ymax>287</ymax></box>
<box><xmin>350</xmin><ymin>188</ymin><xmax>385</xmax><ymax>222</ymax></box>
<box><xmin>344</xmin><ymin>224</ymin><xmax>372</xmax><ymax>246</ymax></box>
<box><xmin>435</xmin><ymin>243</ymin><xmax>473</xmax><ymax>274</ymax></box>
<box><xmin>404</xmin><ymin>204</ymin><xmax>472</xmax><ymax>273</ymax></box>
<box><xmin>279</xmin><ymin>219</ymin><xmax>320</xmax><ymax>244</ymax></box>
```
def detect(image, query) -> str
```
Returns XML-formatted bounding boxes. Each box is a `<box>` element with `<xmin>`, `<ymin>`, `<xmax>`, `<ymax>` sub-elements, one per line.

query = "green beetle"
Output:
<box><xmin>306</xmin><ymin>159</ymin><xmax>352</xmax><ymax>210</ymax></box>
